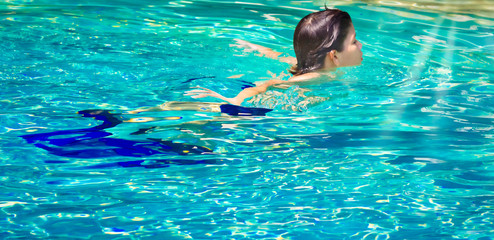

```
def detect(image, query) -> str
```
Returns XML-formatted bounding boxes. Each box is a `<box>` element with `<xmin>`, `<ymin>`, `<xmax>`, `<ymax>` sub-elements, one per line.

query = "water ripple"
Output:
<box><xmin>1</xmin><ymin>0</ymin><xmax>494</xmax><ymax>239</ymax></box>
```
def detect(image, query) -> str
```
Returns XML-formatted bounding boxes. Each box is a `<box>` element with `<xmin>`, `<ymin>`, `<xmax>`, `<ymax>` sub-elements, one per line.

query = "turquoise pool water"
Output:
<box><xmin>2</xmin><ymin>0</ymin><xmax>494</xmax><ymax>239</ymax></box>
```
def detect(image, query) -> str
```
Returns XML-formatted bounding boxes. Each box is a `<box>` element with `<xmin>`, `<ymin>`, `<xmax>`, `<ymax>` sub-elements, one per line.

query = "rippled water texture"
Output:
<box><xmin>1</xmin><ymin>0</ymin><xmax>494</xmax><ymax>239</ymax></box>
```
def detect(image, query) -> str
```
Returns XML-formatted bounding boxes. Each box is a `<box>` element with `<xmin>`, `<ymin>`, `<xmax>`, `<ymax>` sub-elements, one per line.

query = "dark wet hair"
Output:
<box><xmin>290</xmin><ymin>9</ymin><xmax>352</xmax><ymax>75</ymax></box>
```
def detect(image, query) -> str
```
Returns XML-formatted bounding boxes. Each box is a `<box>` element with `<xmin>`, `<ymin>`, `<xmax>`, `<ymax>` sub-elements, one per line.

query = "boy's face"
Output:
<box><xmin>337</xmin><ymin>23</ymin><xmax>363</xmax><ymax>67</ymax></box>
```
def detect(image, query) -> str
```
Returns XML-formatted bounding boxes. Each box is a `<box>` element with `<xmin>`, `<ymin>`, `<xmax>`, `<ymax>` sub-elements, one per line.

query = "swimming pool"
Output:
<box><xmin>2</xmin><ymin>0</ymin><xmax>494</xmax><ymax>239</ymax></box>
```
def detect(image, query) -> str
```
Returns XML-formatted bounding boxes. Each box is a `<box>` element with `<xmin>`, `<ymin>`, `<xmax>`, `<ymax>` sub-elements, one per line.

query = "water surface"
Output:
<box><xmin>1</xmin><ymin>0</ymin><xmax>494</xmax><ymax>239</ymax></box>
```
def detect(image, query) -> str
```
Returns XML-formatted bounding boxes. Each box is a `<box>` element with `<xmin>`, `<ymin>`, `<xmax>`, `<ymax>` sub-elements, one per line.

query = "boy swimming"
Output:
<box><xmin>127</xmin><ymin>8</ymin><xmax>363</xmax><ymax>115</ymax></box>
<box><xmin>20</xmin><ymin>8</ymin><xmax>364</xmax><ymax>160</ymax></box>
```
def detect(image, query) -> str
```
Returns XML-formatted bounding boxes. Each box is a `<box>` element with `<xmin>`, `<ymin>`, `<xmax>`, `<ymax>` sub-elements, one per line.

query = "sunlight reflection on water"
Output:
<box><xmin>1</xmin><ymin>0</ymin><xmax>494</xmax><ymax>239</ymax></box>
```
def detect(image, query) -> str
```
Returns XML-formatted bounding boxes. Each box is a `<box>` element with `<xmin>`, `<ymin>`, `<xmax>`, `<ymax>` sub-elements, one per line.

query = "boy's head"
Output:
<box><xmin>291</xmin><ymin>9</ymin><xmax>362</xmax><ymax>75</ymax></box>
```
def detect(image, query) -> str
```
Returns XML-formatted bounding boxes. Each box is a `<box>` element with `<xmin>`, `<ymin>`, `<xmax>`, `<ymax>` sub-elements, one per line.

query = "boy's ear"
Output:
<box><xmin>328</xmin><ymin>50</ymin><xmax>340</xmax><ymax>66</ymax></box>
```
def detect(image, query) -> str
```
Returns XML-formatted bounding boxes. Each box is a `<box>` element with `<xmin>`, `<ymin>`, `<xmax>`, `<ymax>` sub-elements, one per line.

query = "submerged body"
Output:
<box><xmin>129</xmin><ymin>8</ymin><xmax>363</xmax><ymax>115</ymax></box>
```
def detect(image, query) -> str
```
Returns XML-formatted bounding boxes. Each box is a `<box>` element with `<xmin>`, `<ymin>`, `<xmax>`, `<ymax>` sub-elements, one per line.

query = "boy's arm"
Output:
<box><xmin>185</xmin><ymin>79</ymin><xmax>285</xmax><ymax>106</ymax></box>
<box><xmin>232</xmin><ymin>39</ymin><xmax>296</xmax><ymax>65</ymax></box>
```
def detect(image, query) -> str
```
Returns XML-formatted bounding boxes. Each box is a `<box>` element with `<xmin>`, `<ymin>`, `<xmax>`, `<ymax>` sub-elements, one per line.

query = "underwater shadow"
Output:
<box><xmin>20</xmin><ymin>110</ymin><xmax>216</xmax><ymax>167</ymax></box>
